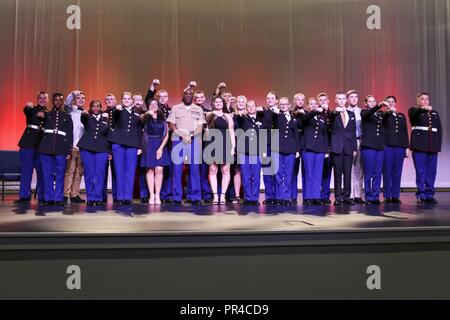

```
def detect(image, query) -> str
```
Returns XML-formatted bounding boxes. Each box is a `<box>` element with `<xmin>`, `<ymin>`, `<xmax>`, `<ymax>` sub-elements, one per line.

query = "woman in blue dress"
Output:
<box><xmin>140</xmin><ymin>99</ymin><xmax>170</xmax><ymax>204</ymax></box>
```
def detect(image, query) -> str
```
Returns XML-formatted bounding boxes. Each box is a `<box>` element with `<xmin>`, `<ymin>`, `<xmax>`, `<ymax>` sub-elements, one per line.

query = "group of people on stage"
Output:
<box><xmin>15</xmin><ymin>80</ymin><xmax>442</xmax><ymax>207</ymax></box>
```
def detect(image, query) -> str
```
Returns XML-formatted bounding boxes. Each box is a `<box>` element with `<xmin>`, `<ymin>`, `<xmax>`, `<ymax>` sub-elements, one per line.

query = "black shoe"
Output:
<box><xmin>390</xmin><ymin>198</ymin><xmax>402</xmax><ymax>204</ymax></box>
<box><xmin>321</xmin><ymin>199</ymin><xmax>332</xmax><ymax>205</ymax></box>
<box><xmin>95</xmin><ymin>201</ymin><xmax>105</xmax><ymax>206</ymax></box>
<box><xmin>120</xmin><ymin>200</ymin><xmax>132</xmax><ymax>205</ymax></box>
<box><xmin>354</xmin><ymin>198</ymin><xmax>365</xmax><ymax>204</ymax></box>
<box><xmin>313</xmin><ymin>199</ymin><xmax>323</xmax><ymax>205</ymax></box>
<box><xmin>71</xmin><ymin>196</ymin><xmax>85</xmax><ymax>203</ymax></box>
<box><xmin>86</xmin><ymin>201</ymin><xmax>95</xmax><ymax>206</ymax></box>
<box><xmin>343</xmin><ymin>199</ymin><xmax>355</xmax><ymax>205</ymax></box>
<box><xmin>373</xmin><ymin>200</ymin><xmax>381</xmax><ymax>205</ymax></box>
<box><xmin>334</xmin><ymin>200</ymin><xmax>343</xmax><ymax>206</ymax></box>
<box><xmin>14</xmin><ymin>198</ymin><xmax>30</xmax><ymax>204</ymax></box>
<box><xmin>113</xmin><ymin>199</ymin><xmax>120</xmax><ymax>204</ymax></box>
<box><xmin>290</xmin><ymin>199</ymin><xmax>298</xmax><ymax>205</ymax></box>
<box><xmin>252</xmin><ymin>201</ymin><xmax>260</xmax><ymax>206</ymax></box>
<box><xmin>263</xmin><ymin>199</ymin><xmax>274</xmax><ymax>205</ymax></box>
<box><xmin>384</xmin><ymin>198</ymin><xmax>392</xmax><ymax>204</ymax></box>
<box><xmin>366</xmin><ymin>200</ymin><xmax>373</xmax><ymax>205</ymax></box>
<box><xmin>417</xmin><ymin>198</ymin><xmax>426</xmax><ymax>204</ymax></box>
<box><xmin>190</xmin><ymin>200</ymin><xmax>202</xmax><ymax>205</ymax></box>
<box><xmin>140</xmin><ymin>198</ymin><xmax>149</xmax><ymax>204</ymax></box>
<box><xmin>63</xmin><ymin>197</ymin><xmax>69</xmax><ymax>203</ymax></box>
<box><xmin>203</xmin><ymin>199</ymin><xmax>212</xmax><ymax>204</ymax></box>
<box><xmin>55</xmin><ymin>201</ymin><xmax>65</xmax><ymax>206</ymax></box>
<box><xmin>38</xmin><ymin>199</ymin><xmax>46</xmax><ymax>205</ymax></box>
<box><xmin>44</xmin><ymin>200</ymin><xmax>55</xmax><ymax>206</ymax></box>
<box><xmin>172</xmin><ymin>200</ymin><xmax>182</xmax><ymax>205</ymax></box>
<box><xmin>426</xmin><ymin>198</ymin><xmax>438</xmax><ymax>204</ymax></box>
<box><xmin>303</xmin><ymin>200</ymin><xmax>314</xmax><ymax>206</ymax></box>
<box><xmin>242</xmin><ymin>200</ymin><xmax>253</xmax><ymax>205</ymax></box>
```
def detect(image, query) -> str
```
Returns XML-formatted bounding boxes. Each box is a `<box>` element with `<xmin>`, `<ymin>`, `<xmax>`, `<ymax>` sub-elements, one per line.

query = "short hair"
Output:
<box><xmin>52</xmin><ymin>93</ymin><xmax>64</xmax><ymax>100</ymax></box>
<box><xmin>132</xmin><ymin>92</ymin><xmax>143</xmax><ymax>98</ymax></box>
<box><xmin>37</xmin><ymin>91</ymin><xmax>48</xmax><ymax>98</ymax></box>
<box><xmin>308</xmin><ymin>97</ymin><xmax>317</xmax><ymax>102</ymax></box>
<box><xmin>156</xmin><ymin>90</ymin><xmax>168</xmax><ymax>98</ymax></box>
<box><xmin>346</xmin><ymin>90</ymin><xmax>358</xmax><ymax>97</ymax></box>
<box><xmin>267</xmin><ymin>91</ymin><xmax>279</xmax><ymax>100</ymax></box>
<box><xmin>294</xmin><ymin>93</ymin><xmax>305</xmax><ymax>100</ymax></box>
<box><xmin>364</xmin><ymin>95</ymin><xmax>375</xmax><ymax>103</ymax></box>
<box><xmin>194</xmin><ymin>90</ymin><xmax>205</xmax><ymax>96</ymax></box>
<box><xmin>246</xmin><ymin>100</ymin><xmax>257</xmax><ymax>108</ymax></box>
<box><xmin>336</xmin><ymin>91</ymin><xmax>347</xmax><ymax>97</ymax></box>
<box><xmin>121</xmin><ymin>91</ymin><xmax>132</xmax><ymax>99</ymax></box>
<box><xmin>74</xmin><ymin>91</ymin><xmax>85</xmax><ymax>98</ymax></box>
<box><xmin>417</xmin><ymin>92</ymin><xmax>429</xmax><ymax>99</ymax></box>
<box><xmin>317</xmin><ymin>92</ymin><xmax>328</xmax><ymax>99</ymax></box>
<box><xmin>89</xmin><ymin>100</ymin><xmax>103</xmax><ymax>110</ymax></box>
<box><xmin>386</xmin><ymin>95</ymin><xmax>397</xmax><ymax>102</ymax></box>
<box><xmin>279</xmin><ymin>97</ymin><xmax>290</xmax><ymax>104</ymax></box>
<box><xmin>105</xmin><ymin>93</ymin><xmax>115</xmax><ymax>99</ymax></box>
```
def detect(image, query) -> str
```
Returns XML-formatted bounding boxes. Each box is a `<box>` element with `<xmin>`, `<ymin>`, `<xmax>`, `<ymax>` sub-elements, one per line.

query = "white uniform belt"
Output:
<box><xmin>44</xmin><ymin>129</ymin><xmax>67</xmax><ymax>136</ymax></box>
<box><xmin>27</xmin><ymin>125</ymin><xmax>40</xmax><ymax>130</ymax></box>
<box><xmin>412</xmin><ymin>126</ymin><xmax>438</xmax><ymax>132</ymax></box>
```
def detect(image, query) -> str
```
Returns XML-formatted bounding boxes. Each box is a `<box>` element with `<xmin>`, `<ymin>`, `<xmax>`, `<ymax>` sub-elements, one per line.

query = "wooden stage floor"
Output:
<box><xmin>1</xmin><ymin>193</ymin><xmax>450</xmax><ymax>234</ymax></box>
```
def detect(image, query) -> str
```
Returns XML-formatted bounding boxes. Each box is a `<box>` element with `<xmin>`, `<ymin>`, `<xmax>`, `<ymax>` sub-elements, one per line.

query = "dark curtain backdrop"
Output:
<box><xmin>0</xmin><ymin>0</ymin><xmax>449</xmax><ymax>186</ymax></box>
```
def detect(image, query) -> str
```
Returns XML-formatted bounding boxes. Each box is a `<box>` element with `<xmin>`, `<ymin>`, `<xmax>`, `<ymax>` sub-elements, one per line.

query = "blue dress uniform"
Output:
<box><xmin>38</xmin><ymin>108</ymin><xmax>73</xmax><ymax>203</ymax></box>
<box><xmin>78</xmin><ymin>113</ymin><xmax>110</xmax><ymax>204</ymax></box>
<box><xmin>291</xmin><ymin>107</ymin><xmax>304</xmax><ymax>203</ymax></box>
<box><xmin>108</xmin><ymin>107</ymin><xmax>142</xmax><ymax>203</ymax></box>
<box><xmin>272</xmin><ymin>112</ymin><xmax>300</xmax><ymax>204</ymax></box>
<box><xmin>329</xmin><ymin>109</ymin><xmax>357</xmax><ymax>204</ymax></box>
<box><xmin>382</xmin><ymin>111</ymin><xmax>409</xmax><ymax>202</ymax></box>
<box><xmin>408</xmin><ymin>107</ymin><xmax>442</xmax><ymax>202</ymax></box>
<box><xmin>361</xmin><ymin>105</ymin><xmax>385</xmax><ymax>203</ymax></box>
<box><xmin>235</xmin><ymin>112</ymin><xmax>266</xmax><ymax>204</ymax></box>
<box><xmin>300</xmin><ymin>110</ymin><xmax>329</xmax><ymax>204</ymax></box>
<box><xmin>262</xmin><ymin>108</ymin><xmax>277</xmax><ymax>204</ymax></box>
<box><xmin>17</xmin><ymin>105</ymin><xmax>46</xmax><ymax>202</ymax></box>
<box><xmin>320</xmin><ymin>108</ymin><xmax>333</xmax><ymax>202</ymax></box>
<box><xmin>104</xmin><ymin>106</ymin><xmax>117</xmax><ymax>202</ymax></box>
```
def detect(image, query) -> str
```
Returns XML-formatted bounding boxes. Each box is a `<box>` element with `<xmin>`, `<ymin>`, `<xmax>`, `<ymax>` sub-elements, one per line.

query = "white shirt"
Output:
<box><xmin>284</xmin><ymin>112</ymin><xmax>291</xmax><ymax>122</ymax></box>
<box><xmin>70</xmin><ymin>106</ymin><xmax>84</xmax><ymax>148</ymax></box>
<box><xmin>347</xmin><ymin>105</ymin><xmax>361</xmax><ymax>138</ymax></box>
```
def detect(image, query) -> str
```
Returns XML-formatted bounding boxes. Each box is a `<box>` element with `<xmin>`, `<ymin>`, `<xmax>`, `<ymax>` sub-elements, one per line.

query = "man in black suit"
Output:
<box><xmin>329</xmin><ymin>92</ymin><xmax>357</xmax><ymax>206</ymax></box>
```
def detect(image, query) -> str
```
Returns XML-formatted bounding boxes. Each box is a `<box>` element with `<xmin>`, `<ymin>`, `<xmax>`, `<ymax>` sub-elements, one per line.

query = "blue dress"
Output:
<box><xmin>141</xmin><ymin>118</ymin><xmax>170</xmax><ymax>168</ymax></box>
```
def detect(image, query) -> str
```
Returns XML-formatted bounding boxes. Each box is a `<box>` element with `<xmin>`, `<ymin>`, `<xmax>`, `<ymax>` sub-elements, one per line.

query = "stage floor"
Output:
<box><xmin>0</xmin><ymin>192</ymin><xmax>450</xmax><ymax>234</ymax></box>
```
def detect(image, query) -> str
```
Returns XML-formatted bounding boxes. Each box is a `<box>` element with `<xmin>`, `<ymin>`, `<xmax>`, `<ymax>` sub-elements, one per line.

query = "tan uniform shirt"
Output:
<box><xmin>167</xmin><ymin>103</ymin><xmax>205</xmax><ymax>141</ymax></box>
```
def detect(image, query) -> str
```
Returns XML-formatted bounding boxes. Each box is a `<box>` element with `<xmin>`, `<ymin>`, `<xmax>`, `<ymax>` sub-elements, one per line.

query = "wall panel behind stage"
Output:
<box><xmin>0</xmin><ymin>0</ymin><xmax>449</xmax><ymax>187</ymax></box>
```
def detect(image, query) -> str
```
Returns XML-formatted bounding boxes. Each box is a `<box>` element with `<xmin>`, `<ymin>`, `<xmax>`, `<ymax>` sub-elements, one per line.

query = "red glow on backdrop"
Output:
<box><xmin>0</xmin><ymin>0</ymin><xmax>445</xmax><ymax>154</ymax></box>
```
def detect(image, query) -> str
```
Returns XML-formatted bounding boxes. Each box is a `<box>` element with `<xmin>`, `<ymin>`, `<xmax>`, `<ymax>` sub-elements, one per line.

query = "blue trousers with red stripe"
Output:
<box><xmin>361</xmin><ymin>147</ymin><xmax>384</xmax><ymax>201</ymax></box>
<box><xmin>302</xmin><ymin>151</ymin><xmax>325</xmax><ymax>200</ymax></box>
<box><xmin>80</xmin><ymin>150</ymin><xmax>108</xmax><ymax>202</ymax></box>
<box><xmin>19</xmin><ymin>148</ymin><xmax>44</xmax><ymax>200</ymax></box>
<box><xmin>112</xmin><ymin>144</ymin><xmax>138</xmax><ymax>201</ymax></box>
<box><xmin>412</xmin><ymin>151</ymin><xmax>438</xmax><ymax>200</ymax></box>
<box><xmin>239</xmin><ymin>154</ymin><xmax>261</xmax><ymax>202</ymax></box>
<box><xmin>40</xmin><ymin>153</ymin><xmax>67</xmax><ymax>202</ymax></box>
<box><xmin>383</xmin><ymin>146</ymin><xmax>406</xmax><ymax>199</ymax></box>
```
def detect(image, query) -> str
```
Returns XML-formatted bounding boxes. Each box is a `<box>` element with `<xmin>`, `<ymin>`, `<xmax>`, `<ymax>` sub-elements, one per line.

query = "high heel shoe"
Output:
<box><xmin>212</xmin><ymin>193</ymin><xmax>219</xmax><ymax>205</ymax></box>
<box><xmin>219</xmin><ymin>193</ymin><xmax>227</xmax><ymax>205</ymax></box>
